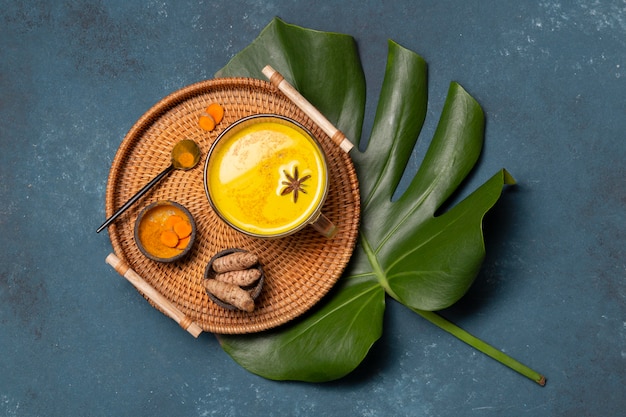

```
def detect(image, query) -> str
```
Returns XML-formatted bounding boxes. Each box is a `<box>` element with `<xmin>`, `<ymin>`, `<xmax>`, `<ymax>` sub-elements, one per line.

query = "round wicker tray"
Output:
<box><xmin>105</xmin><ymin>77</ymin><xmax>360</xmax><ymax>334</ymax></box>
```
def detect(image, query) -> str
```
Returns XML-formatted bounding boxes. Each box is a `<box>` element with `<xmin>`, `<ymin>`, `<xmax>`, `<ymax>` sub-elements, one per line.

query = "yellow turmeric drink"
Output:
<box><xmin>206</xmin><ymin>116</ymin><xmax>328</xmax><ymax>237</ymax></box>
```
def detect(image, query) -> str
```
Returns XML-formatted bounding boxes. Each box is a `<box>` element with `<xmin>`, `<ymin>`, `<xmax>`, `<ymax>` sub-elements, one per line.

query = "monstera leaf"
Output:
<box><xmin>215</xmin><ymin>18</ymin><xmax>543</xmax><ymax>385</ymax></box>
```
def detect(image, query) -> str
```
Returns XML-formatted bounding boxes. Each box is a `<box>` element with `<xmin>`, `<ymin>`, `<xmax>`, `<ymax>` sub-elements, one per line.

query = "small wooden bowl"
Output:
<box><xmin>134</xmin><ymin>200</ymin><xmax>196</xmax><ymax>262</ymax></box>
<box><xmin>204</xmin><ymin>248</ymin><xmax>264</xmax><ymax>310</ymax></box>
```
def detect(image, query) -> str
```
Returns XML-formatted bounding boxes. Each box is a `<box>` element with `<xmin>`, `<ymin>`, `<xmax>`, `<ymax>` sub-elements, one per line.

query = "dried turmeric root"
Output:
<box><xmin>204</xmin><ymin>279</ymin><xmax>255</xmax><ymax>312</ymax></box>
<box><xmin>215</xmin><ymin>268</ymin><xmax>261</xmax><ymax>287</ymax></box>
<box><xmin>212</xmin><ymin>251</ymin><xmax>258</xmax><ymax>273</ymax></box>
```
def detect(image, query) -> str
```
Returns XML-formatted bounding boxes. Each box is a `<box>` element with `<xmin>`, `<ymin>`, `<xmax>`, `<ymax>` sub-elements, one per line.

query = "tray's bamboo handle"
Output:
<box><xmin>105</xmin><ymin>253</ymin><xmax>203</xmax><ymax>338</ymax></box>
<box><xmin>262</xmin><ymin>65</ymin><xmax>355</xmax><ymax>153</ymax></box>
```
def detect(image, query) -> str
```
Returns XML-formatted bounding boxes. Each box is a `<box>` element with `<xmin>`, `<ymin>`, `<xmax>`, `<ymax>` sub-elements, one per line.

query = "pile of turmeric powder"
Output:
<box><xmin>204</xmin><ymin>251</ymin><xmax>262</xmax><ymax>312</ymax></box>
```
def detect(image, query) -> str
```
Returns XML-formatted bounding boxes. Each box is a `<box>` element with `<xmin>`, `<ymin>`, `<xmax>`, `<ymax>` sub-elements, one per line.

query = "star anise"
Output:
<box><xmin>280</xmin><ymin>166</ymin><xmax>311</xmax><ymax>203</ymax></box>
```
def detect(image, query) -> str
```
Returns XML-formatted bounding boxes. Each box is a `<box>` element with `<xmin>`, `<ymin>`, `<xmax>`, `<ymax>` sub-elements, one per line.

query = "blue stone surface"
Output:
<box><xmin>1</xmin><ymin>1</ymin><xmax>624</xmax><ymax>416</ymax></box>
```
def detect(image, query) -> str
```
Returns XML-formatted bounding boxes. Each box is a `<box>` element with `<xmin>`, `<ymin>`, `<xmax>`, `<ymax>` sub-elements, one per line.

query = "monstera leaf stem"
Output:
<box><xmin>361</xmin><ymin>234</ymin><xmax>399</xmax><ymax>299</ymax></box>
<box><xmin>414</xmin><ymin>309</ymin><xmax>546</xmax><ymax>386</ymax></box>
<box><xmin>363</xmin><ymin>218</ymin><xmax>545</xmax><ymax>385</ymax></box>
<box><xmin>365</xmin><ymin>226</ymin><xmax>545</xmax><ymax>385</ymax></box>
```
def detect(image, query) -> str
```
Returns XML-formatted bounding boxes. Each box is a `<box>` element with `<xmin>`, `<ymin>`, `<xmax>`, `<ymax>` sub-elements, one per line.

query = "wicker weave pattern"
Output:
<box><xmin>105</xmin><ymin>78</ymin><xmax>360</xmax><ymax>334</ymax></box>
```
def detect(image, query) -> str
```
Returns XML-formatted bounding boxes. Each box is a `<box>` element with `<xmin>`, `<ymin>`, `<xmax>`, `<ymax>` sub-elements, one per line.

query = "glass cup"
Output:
<box><xmin>204</xmin><ymin>114</ymin><xmax>337</xmax><ymax>239</ymax></box>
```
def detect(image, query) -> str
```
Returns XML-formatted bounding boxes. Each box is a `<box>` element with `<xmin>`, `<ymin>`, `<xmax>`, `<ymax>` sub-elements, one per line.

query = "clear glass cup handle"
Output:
<box><xmin>310</xmin><ymin>212</ymin><xmax>337</xmax><ymax>239</ymax></box>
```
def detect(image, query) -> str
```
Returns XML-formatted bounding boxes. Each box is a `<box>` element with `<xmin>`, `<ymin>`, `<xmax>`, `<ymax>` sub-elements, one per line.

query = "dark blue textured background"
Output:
<box><xmin>1</xmin><ymin>1</ymin><xmax>624</xmax><ymax>416</ymax></box>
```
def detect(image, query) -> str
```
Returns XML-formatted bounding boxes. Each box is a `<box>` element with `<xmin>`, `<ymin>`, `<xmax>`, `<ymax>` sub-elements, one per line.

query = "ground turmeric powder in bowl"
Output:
<box><xmin>134</xmin><ymin>201</ymin><xmax>196</xmax><ymax>262</ymax></box>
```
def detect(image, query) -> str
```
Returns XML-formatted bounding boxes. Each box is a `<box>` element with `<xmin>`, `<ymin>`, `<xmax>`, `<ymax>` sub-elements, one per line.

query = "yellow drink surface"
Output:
<box><xmin>207</xmin><ymin>120</ymin><xmax>327</xmax><ymax>236</ymax></box>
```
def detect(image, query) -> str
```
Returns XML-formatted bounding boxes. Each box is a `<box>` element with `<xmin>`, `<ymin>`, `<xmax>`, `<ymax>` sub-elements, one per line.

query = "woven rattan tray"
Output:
<box><xmin>105</xmin><ymin>77</ymin><xmax>360</xmax><ymax>334</ymax></box>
